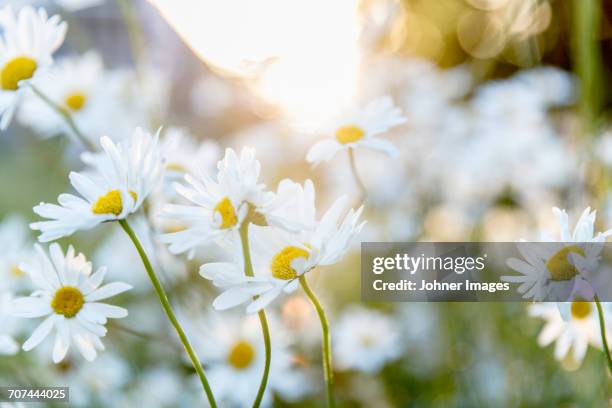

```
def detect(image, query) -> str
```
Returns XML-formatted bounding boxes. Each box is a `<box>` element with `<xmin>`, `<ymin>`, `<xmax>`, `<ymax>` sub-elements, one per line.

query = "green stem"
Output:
<box><xmin>594</xmin><ymin>295</ymin><xmax>612</xmax><ymax>374</ymax></box>
<box><xmin>572</xmin><ymin>0</ymin><xmax>602</xmax><ymax>135</ymax></box>
<box><xmin>29</xmin><ymin>84</ymin><xmax>96</xmax><ymax>151</ymax></box>
<box><xmin>299</xmin><ymin>275</ymin><xmax>335</xmax><ymax>408</ymax></box>
<box><xmin>119</xmin><ymin>219</ymin><xmax>217</xmax><ymax>407</ymax></box>
<box><xmin>348</xmin><ymin>148</ymin><xmax>367</xmax><ymax>203</ymax></box>
<box><xmin>239</xmin><ymin>222</ymin><xmax>272</xmax><ymax>408</ymax></box>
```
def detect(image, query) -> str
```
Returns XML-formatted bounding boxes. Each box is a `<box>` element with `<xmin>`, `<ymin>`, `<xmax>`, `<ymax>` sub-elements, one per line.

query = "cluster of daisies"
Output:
<box><xmin>0</xmin><ymin>4</ymin><xmax>417</xmax><ymax>406</ymax></box>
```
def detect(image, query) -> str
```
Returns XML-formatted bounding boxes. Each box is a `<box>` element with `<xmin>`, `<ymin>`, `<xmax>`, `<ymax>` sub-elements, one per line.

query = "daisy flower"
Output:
<box><xmin>528</xmin><ymin>301</ymin><xmax>612</xmax><ymax>367</ymax></box>
<box><xmin>333</xmin><ymin>307</ymin><xmax>403</xmax><ymax>373</ymax></box>
<box><xmin>30</xmin><ymin>127</ymin><xmax>165</xmax><ymax>242</ymax></box>
<box><xmin>0</xmin><ymin>292</ymin><xmax>19</xmax><ymax>355</ymax></box>
<box><xmin>160</xmin><ymin>147</ymin><xmax>310</xmax><ymax>257</ymax></box>
<box><xmin>0</xmin><ymin>6</ymin><xmax>67</xmax><ymax>129</ymax></box>
<box><xmin>189</xmin><ymin>312</ymin><xmax>313</xmax><ymax>407</ymax></box>
<box><xmin>18</xmin><ymin>51</ymin><xmax>114</xmax><ymax>142</ymax></box>
<box><xmin>503</xmin><ymin>207</ymin><xmax>612</xmax><ymax>302</ymax></box>
<box><xmin>0</xmin><ymin>215</ymin><xmax>34</xmax><ymax>293</ymax></box>
<box><xmin>12</xmin><ymin>243</ymin><xmax>131</xmax><ymax>363</ymax></box>
<box><xmin>306</xmin><ymin>96</ymin><xmax>406</xmax><ymax>165</ymax></box>
<box><xmin>200</xmin><ymin>189</ymin><xmax>365</xmax><ymax>313</ymax></box>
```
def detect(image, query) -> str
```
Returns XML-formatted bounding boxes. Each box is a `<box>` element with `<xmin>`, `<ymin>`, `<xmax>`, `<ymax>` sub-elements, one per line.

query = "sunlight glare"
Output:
<box><xmin>148</xmin><ymin>0</ymin><xmax>361</xmax><ymax>124</ymax></box>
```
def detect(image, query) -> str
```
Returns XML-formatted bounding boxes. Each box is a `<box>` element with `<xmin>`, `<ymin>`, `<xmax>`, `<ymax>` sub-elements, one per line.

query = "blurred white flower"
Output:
<box><xmin>31</xmin><ymin>127</ymin><xmax>165</xmax><ymax>242</ymax></box>
<box><xmin>18</xmin><ymin>52</ymin><xmax>115</xmax><ymax>142</ymax></box>
<box><xmin>162</xmin><ymin>127</ymin><xmax>220</xmax><ymax>190</ymax></box>
<box><xmin>94</xmin><ymin>214</ymin><xmax>186</xmax><ymax>292</ymax></box>
<box><xmin>0</xmin><ymin>5</ymin><xmax>66</xmax><ymax>129</ymax></box>
<box><xmin>0</xmin><ymin>215</ymin><xmax>34</xmax><ymax>293</ymax></box>
<box><xmin>190</xmin><ymin>312</ymin><xmax>313</xmax><ymax>407</ymax></box>
<box><xmin>121</xmin><ymin>366</ymin><xmax>188</xmax><ymax>408</ymax></box>
<box><xmin>528</xmin><ymin>301</ymin><xmax>611</xmax><ymax>367</ymax></box>
<box><xmin>306</xmin><ymin>96</ymin><xmax>405</xmax><ymax>164</ymax></box>
<box><xmin>12</xmin><ymin>243</ymin><xmax>131</xmax><ymax>363</ymax></box>
<box><xmin>201</xmin><ymin>191</ymin><xmax>364</xmax><ymax>313</ymax></box>
<box><xmin>334</xmin><ymin>307</ymin><xmax>402</xmax><ymax>373</ymax></box>
<box><xmin>0</xmin><ymin>292</ymin><xmax>19</xmax><ymax>355</ymax></box>
<box><xmin>513</xmin><ymin>66</ymin><xmax>575</xmax><ymax>107</ymax></box>
<box><xmin>503</xmin><ymin>207</ymin><xmax>612</xmax><ymax>302</ymax></box>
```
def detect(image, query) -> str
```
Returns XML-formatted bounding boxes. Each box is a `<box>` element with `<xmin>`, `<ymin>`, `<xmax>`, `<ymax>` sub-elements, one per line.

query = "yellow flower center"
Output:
<box><xmin>270</xmin><ymin>246</ymin><xmax>309</xmax><ymax>280</ymax></box>
<box><xmin>1</xmin><ymin>56</ymin><xmax>37</xmax><ymax>91</ymax></box>
<box><xmin>570</xmin><ymin>301</ymin><xmax>592</xmax><ymax>320</ymax></box>
<box><xmin>335</xmin><ymin>125</ymin><xmax>365</xmax><ymax>144</ymax></box>
<box><xmin>91</xmin><ymin>190</ymin><xmax>137</xmax><ymax>216</ymax></box>
<box><xmin>9</xmin><ymin>265</ymin><xmax>24</xmax><ymax>277</ymax></box>
<box><xmin>51</xmin><ymin>286</ymin><xmax>85</xmax><ymax>318</ymax></box>
<box><xmin>545</xmin><ymin>245</ymin><xmax>585</xmax><ymax>281</ymax></box>
<box><xmin>227</xmin><ymin>340</ymin><xmax>255</xmax><ymax>369</ymax></box>
<box><xmin>213</xmin><ymin>197</ymin><xmax>238</xmax><ymax>229</ymax></box>
<box><xmin>64</xmin><ymin>92</ymin><xmax>87</xmax><ymax>112</ymax></box>
<box><xmin>92</xmin><ymin>190</ymin><xmax>123</xmax><ymax>215</ymax></box>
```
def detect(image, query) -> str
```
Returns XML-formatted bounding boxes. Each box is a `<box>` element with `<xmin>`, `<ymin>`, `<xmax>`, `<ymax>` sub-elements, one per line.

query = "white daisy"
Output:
<box><xmin>18</xmin><ymin>51</ymin><xmax>114</xmax><ymax>142</ymax></box>
<box><xmin>30</xmin><ymin>127</ymin><xmax>165</xmax><ymax>242</ymax></box>
<box><xmin>200</xmin><ymin>191</ymin><xmax>365</xmax><ymax>313</ymax></box>
<box><xmin>306</xmin><ymin>96</ymin><xmax>406</xmax><ymax>165</ymax></box>
<box><xmin>528</xmin><ymin>301</ymin><xmax>612</xmax><ymax>367</ymax></box>
<box><xmin>12</xmin><ymin>243</ymin><xmax>131</xmax><ymax>363</ymax></box>
<box><xmin>0</xmin><ymin>215</ymin><xmax>34</xmax><ymax>293</ymax></box>
<box><xmin>503</xmin><ymin>207</ymin><xmax>612</xmax><ymax>302</ymax></box>
<box><xmin>189</xmin><ymin>312</ymin><xmax>313</xmax><ymax>407</ymax></box>
<box><xmin>0</xmin><ymin>291</ymin><xmax>19</xmax><ymax>355</ymax></box>
<box><xmin>333</xmin><ymin>307</ymin><xmax>402</xmax><ymax>373</ymax></box>
<box><xmin>0</xmin><ymin>6</ymin><xmax>67</xmax><ymax>129</ymax></box>
<box><xmin>160</xmin><ymin>147</ymin><xmax>309</xmax><ymax>257</ymax></box>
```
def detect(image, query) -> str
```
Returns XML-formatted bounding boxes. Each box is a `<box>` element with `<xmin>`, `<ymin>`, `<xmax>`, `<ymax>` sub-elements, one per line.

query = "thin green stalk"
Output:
<box><xmin>29</xmin><ymin>84</ymin><xmax>96</xmax><ymax>151</ymax></box>
<box><xmin>239</xmin><ymin>222</ymin><xmax>272</xmax><ymax>408</ymax></box>
<box><xmin>348</xmin><ymin>148</ymin><xmax>367</xmax><ymax>203</ymax></box>
<box><xmin>594</xmin><ymin>295</ymin><xmax>612</xmax><ymax>374</ymax></box>
<box><xmin>299</xmin><ymin>275</ymin><xmax>335</xmax><ymax>408</ymax></box>
<box><xmin>571</xmin><ymin>0</ymin><xmax>602</xmax><ymax>135</ymax></box>
<box><xmin>119</xmin><ymin>219</ymin><xmax>217</xmax><ymax>407</ymax></box>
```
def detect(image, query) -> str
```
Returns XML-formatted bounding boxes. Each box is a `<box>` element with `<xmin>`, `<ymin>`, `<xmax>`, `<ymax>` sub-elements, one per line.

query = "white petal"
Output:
<box><xmin>73</xmin><ymin>332</ymin><xmax>98</xmax><ymax>362</ymax></box>
<box><xmin>85</xmin><ymin>282</ymin><xmax>132</xmax><ymax>302</ymax></box>
<box><xmin>86</xmin><ymin>303</ymin><xmax>128</xmax><ymax>319</ymax></box>
<box><xmin>306</xmin><ymin>140</ymin><xmax>343</xmax><ymax>164</ymax></box>
<box><xmin>212</xmin><ymin>289</ymin><xmax>253</xmax><ymax>310</ymax></box>
<box><xmin>22</xmin><ymin>314</ymin><xmax>56</xmax><ymax>351</ymax></box>
<box><xmin>12</xmin><ymin>297</ymin><xmax>52</xmax><ymax>318</ymax></box>
<box><xmin>246</xmin><ymin>287</ymin><xmax>282</xmax><ymax>313</ymax></box>
<box><xmin>52</xmin><ymin>320</ymin><xmax>71</xmax><ymax>363</ymax></box>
